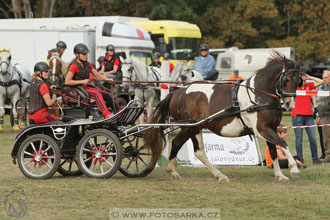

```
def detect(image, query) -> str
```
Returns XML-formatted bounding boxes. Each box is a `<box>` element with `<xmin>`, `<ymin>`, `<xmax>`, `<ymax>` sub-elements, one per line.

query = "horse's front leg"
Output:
<box><xmin>0</xmin><ymin>95</ymin><xmax>5</xmax><ymax>131</ymax></box>
<box><xmin>12</xmin><ymin>94</ymin><xmax>20</xmax><ymax>130</ymax></box>
<box><xmin>261</xmin><ymin>128</ymin><xmax>299</xmax><ymax>181</ymax></box>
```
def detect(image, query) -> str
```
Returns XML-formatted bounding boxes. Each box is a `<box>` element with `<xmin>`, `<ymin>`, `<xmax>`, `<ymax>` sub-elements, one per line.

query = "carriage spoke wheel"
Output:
<box><xmin>15</xmin><ymin>98</ymin><xmax>28</xmax><ymax>128</ymax></box>
<box><xmin>17</xmin><ymin>134</ymin><xmax>60</xmax><ymax>179</ymax></box>
<box><xmin>119</xmin><ymin>134</ymin><xmax>154</xmax><ymax>178</ymax></box>
<box><xmin>76</xmin><ymin>129</ymin><xmax>122</xmax><ymax>178</ymax></box>
<box><xmin>57</xmin><ymin>156</ymin><xmax>82</xmax><ymax>177</ymax></box>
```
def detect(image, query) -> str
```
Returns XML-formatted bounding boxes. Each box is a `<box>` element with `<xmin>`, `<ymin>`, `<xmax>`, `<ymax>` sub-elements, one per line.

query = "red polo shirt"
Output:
<box><xmin>291</xmin><ymin>82</ymin><xmax>315</xmax><ymax>117</ymax></box>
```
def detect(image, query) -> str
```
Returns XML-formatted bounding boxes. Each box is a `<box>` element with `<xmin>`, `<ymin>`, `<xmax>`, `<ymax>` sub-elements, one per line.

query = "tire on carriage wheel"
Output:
<box><xmin>119</xmin><ymin>133</ymin><xmax>155</xmax><ymax>178</ymax></box>
<box><xmin>76</xmin><ymin>129</ymin><xmax>122</xmax><ymax>178</ymax></box>
<box><xmin>116</xmin><ymin>96</ymin><xmax>128</xmax><ymax>109</ymax></box>
<box><xmin>17</xmin><ymin>134</ymin><xmax>61</xmax><ymax>179</ymax></box>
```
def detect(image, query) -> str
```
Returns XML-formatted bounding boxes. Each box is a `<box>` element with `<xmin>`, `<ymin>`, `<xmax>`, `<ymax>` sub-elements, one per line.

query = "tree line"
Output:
<box><xmin>0</xmin><ymin>0</ymin><xmax>329</xmax><ymax>64</ymax></box>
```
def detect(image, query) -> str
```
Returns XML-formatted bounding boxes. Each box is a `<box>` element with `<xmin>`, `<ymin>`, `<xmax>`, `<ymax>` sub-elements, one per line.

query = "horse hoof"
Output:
<box><xmin>170</xmin><ymin>172</ymin><xmax>182</xmax><ymax>179</ymax></box>
<box><xmin>218</xmin><ymin>177</ymin><xmax>230</xmax><ymax>183</ymax></box>
<box><xmin>290</xmin><ymin>172</ymin><xmax>301</xmax><ymax>179</ymax></box>
<box><xmin>277</xmin><ymin>176</ymin><xmax>290</xmax><ymax>182</ymax></box>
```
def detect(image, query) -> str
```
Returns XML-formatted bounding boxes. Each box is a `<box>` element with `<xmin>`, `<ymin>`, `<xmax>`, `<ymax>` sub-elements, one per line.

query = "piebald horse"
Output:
<box><xmin>145</xmin><ymin>51</ymin><xmax>301</xmax><ymax>182</ymax></box>
<box><xmin>0</xmin><ymin>49</ymin><xmax>30</xmax><ymax>130</ymax></box>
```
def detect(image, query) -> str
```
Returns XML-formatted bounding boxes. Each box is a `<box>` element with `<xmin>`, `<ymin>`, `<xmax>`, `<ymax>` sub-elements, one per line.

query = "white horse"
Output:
<box><xmin>170</xmin><ymin>61</ymin><xmax>203</xmax><ymax>83</ymax></box>
<box><xmin>120</xmin><ymin>57</ymin><xmax>162</xmax><ymax>123</ymax></box>
<box><xmin>0</xmin><ymin>49</ymin><xmax>31</xmax><ymax>130</ymax></box>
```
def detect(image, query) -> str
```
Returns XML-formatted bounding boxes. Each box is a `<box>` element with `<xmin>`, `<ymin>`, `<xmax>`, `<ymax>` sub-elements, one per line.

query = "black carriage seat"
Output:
<box><xmin>204</xmin><ymin>70</ymin><xmax>219</xmax><ymax>81</ymax></box>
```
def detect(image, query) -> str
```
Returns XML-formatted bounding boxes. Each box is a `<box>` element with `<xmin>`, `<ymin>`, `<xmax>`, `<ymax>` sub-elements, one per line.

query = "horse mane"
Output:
<box><xmin>255</xmin><ymin>50</ymin><xmax>286</xmax><ymax>75</ymax></box>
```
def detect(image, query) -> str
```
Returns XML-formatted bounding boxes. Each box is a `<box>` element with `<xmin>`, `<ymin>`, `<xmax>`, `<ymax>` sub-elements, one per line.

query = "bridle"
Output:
<box><xmin>276</xmin><ymin>64</ymin><xmax>300</xmax><ymax>98</ymax></box>
<box><xmin>122</xmin><ymin>62</ymin><xmax>136</xmax><ymax>82</ymax></box>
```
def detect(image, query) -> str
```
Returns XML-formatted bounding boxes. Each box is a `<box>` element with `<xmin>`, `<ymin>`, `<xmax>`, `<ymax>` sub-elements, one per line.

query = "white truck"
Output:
<box><xmin>214</xmin><ymin>47</ymin><xmax>295</xmax><ymax>79</ymax></box>
<box><xmin>0</xmin><ymin>16</ymin><xmax>155</xmax><ymax>72</ymax></box>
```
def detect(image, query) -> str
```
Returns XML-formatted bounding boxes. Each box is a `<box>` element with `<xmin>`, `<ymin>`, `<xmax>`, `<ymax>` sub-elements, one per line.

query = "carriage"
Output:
<box><xmin>11</xmin><ymin>51</ymin><xmax>303</xmax><ymax>182</ymax></box>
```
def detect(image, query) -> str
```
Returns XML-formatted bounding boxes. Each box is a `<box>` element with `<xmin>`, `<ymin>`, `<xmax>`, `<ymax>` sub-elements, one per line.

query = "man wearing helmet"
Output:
<box><xmin>56</xmin><ymin>40</ymin><xmax>67</xmax><ymax>58</ymax></box>
<box><xmin>150</xmin><ymin>52</ymin><xmax>161</xmax><ymax>68</ymax></box>
<box><xmin>100</xmin><ymin>44</ymin><xmax>120</xmax><ymax>78</ymax></box>
<box><xmin>28</xmin><ymin>62</ymin><xmax>59</xmax><ymax>124</ymax></box>
<box><xmin>65</xmin><ymin>43</ymin><xmax>119</xmax><ymax>118</ymax></box>
<box><xmin>192</xmin><ymin>44</ymin><xmax>216</xmax><ymax>79</ymax></box>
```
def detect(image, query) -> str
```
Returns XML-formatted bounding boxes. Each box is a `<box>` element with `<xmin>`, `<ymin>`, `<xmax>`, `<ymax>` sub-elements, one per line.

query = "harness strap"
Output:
<box><xmin>246</xmin><ymin>78</ymin><xmax>258</xmax><ymax>105</ymax></box>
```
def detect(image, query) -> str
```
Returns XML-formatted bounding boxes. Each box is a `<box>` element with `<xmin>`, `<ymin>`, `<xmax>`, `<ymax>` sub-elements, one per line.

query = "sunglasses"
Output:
<box><xmin>200</xmin><ymin>49</ymin><xmax>208</xmax><ymax>52</ymax></box>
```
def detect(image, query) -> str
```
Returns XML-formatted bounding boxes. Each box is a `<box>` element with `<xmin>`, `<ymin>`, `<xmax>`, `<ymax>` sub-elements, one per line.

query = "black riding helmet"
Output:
<box><xmin>97</xmin><ymin>56</ymin><xmax>105</xmax><ymax>63</ymax></box>
<box><xmin>73</xmin><ymin>43</ymin><xmax>89</xmax><ymax>54</ymax></box>
<box><xmin>153</xmin><ymin>52</ymin><xmax>161</xmax><ymax>59</ymax></box>
<box><xmin>56</xmin><ymin>41</ymin><xmax>67</xmax><ymax>49</ymax></box>
<box><xmin>106</xmin><ymin>44</ymin><xmax>115</xmax><ymax>51</ymax></box>
<box><xmin>200</xmin><ymin>44</ymin><xmax>209</xmax><ymax>50</ymax></box>
<box><xmin>34</xmin><ymin>62</ymin><xmax>50</xmax><ymax>72</ymax></box>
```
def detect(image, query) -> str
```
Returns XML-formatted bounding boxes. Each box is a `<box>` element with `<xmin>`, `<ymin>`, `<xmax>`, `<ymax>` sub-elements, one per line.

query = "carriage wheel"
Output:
<box><xmin>15</xmin><ymin>98</ymin><xmax>28</xmax><ymax>128</ymax></box>
<box><xmin>119</xmin><ymin>134</ymin><xmax>154</xmax><ymax>178</ymax></box>
<box><xmin>57</xmin><ymin>157</ymin><xmax>82</xmax><ymax>176</ymax></box>
<box><xmin>57</xmin><ymin>151</ymin><xmax>93</xmax><ymax>176</ymax></box>
<box><xmin>76</xmin><ymin>129</ymin><xmax>122</xmax><ymax>178</ymax></box>
<box><xmin>10</xmin><ymin>108</ymin><xmax>14</xmax><ymax>127</ymax></box>
<box><xmin>116</xmin><ymin>97</ymin><xmax>128</xmax><ymax>109</ymax></box>
<box><xmin>17</xmin><ymin>134</ymin><xmax>61</xmax><ymax>179</ymax></box>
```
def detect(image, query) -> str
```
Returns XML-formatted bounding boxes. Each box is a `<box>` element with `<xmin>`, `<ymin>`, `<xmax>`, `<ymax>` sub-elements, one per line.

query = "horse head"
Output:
<box><xmin>0</xmin><ymin>48</ymin><xmax>12</xmax><ymax>76</ymax></box>
<box><xmin>48</xmin><ymin>52</ymin><xmax>68</xmax><ymax>88</ymax></box>
<box><xmin>120</xmin><ymin>56</ymin><xmax>135</xmax><ymax>89</ymax></box>
<box><xmin>180</xmin><ymin>69</ymin><xmax>203</xmax><ymax>83</ymax></box>
<box><xmin>256</xmin><ymin>51</ymin><xmax>300</xmax><ymax>99</ymax></box>
<box><xmin>276</xmin><ymin>54</ymin><xmax>300</xmax><ymax>98</ymax></box>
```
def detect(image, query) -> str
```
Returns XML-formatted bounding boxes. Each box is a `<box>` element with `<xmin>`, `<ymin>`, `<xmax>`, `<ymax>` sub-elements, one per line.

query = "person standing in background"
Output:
<box><xmin>316</xmin><ymin>69</ymin><xmax>330</xmax><ymax>162</ymax></box>
<box><xmin>291</xmin><ymin>68</ymin><xmax>323</xmax><ymax>165</ymax></box>
<box><xmin>227</xmin><ymin>69</ymin><xmax>243</xmax><ymax>84</ymax></box>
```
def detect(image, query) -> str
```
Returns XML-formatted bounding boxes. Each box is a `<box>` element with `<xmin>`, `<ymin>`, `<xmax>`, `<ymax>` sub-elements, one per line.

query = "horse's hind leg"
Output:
<box><xmin>166</xmin><ymin>129</ymin><xmax>191</xmax><ymax>179</ymax></box>
<box><xmin>194</xmin><ymin>132</ymin><xmax>229</xmax><ymax>183</ymax></box>
<box><xmin>0</xmin><ymin>96</ymin><xmax>4</xmax><ymax>131</ymax></box>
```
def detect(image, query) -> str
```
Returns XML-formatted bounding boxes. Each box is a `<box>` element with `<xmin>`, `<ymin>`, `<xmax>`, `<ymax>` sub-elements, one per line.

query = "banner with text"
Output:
<box><xmin>177</xmin><ymin>133</ymin><xmax>261</xmax><ymax>166</ymax></box>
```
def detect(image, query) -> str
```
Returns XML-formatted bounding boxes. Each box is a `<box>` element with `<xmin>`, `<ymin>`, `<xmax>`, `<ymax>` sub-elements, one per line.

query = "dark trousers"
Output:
<box><xmin>271</xmin><ymin>156</ymin><xmax>299</xmax><ymax>169</ymax></box>
<box><xmin>317</xmin><ymin>126</ymin><xmax>326</xmax><ymax>157</ymax></box>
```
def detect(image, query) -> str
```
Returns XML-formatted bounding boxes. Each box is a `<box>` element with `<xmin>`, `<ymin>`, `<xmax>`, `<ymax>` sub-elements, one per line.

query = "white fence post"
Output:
<box><xmin>158</xmin><ymin>60</ymin><xmax>170</xmax><ymax>167</ymax></box>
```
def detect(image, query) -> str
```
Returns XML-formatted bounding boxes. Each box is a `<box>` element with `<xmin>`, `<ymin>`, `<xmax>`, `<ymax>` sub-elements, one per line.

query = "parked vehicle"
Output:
<box><xmin>0</xmin><ymin>16</ymin><xmax>155</xmax><ymax>105</ymax></box>
<box><xmin>129</xmin><ymin>19</ymin><xmax>202</xmax><ymax>66</ymax></box>
<box><xmin>213</xmin><ymin>47</ymin><xmax>295</xmax><ymax>79</ymax></box>
<box><xmin>307</xmin><ymin>57</ymin><xmax>330</xmax><ymax>79</ymax></box>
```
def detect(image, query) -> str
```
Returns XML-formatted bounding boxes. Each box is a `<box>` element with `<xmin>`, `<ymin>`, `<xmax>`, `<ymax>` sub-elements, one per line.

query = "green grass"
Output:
<box><xmin>0</xmin><ymin>114</ymin><xmax>329</xmax><ymax>220</ymax></box>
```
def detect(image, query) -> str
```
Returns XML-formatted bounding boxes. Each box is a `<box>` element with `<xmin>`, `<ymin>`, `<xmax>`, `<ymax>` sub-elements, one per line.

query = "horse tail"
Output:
<box><xmin>144</xmin><ymin>92</ymin><xmax>174</xmax><ymax>168</ymax></box>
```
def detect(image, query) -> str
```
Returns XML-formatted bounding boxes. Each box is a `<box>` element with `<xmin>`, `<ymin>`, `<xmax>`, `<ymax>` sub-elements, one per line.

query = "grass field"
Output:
<box><xmin>0</xmin><ymin>114</ymin><xmax>329</xmax><ymax>220</ymax></box>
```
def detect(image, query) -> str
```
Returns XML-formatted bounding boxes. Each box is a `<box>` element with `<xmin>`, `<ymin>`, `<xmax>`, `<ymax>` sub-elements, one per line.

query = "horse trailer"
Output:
<box><xmin>214</xmin><ymin>47</ymin><xmax>295</xmax><ymax>80</ymax></box>
<box><xmin>0</xmin><ymin>16</ymin><xmax>155</xmax><ymax>72</ymax></box>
